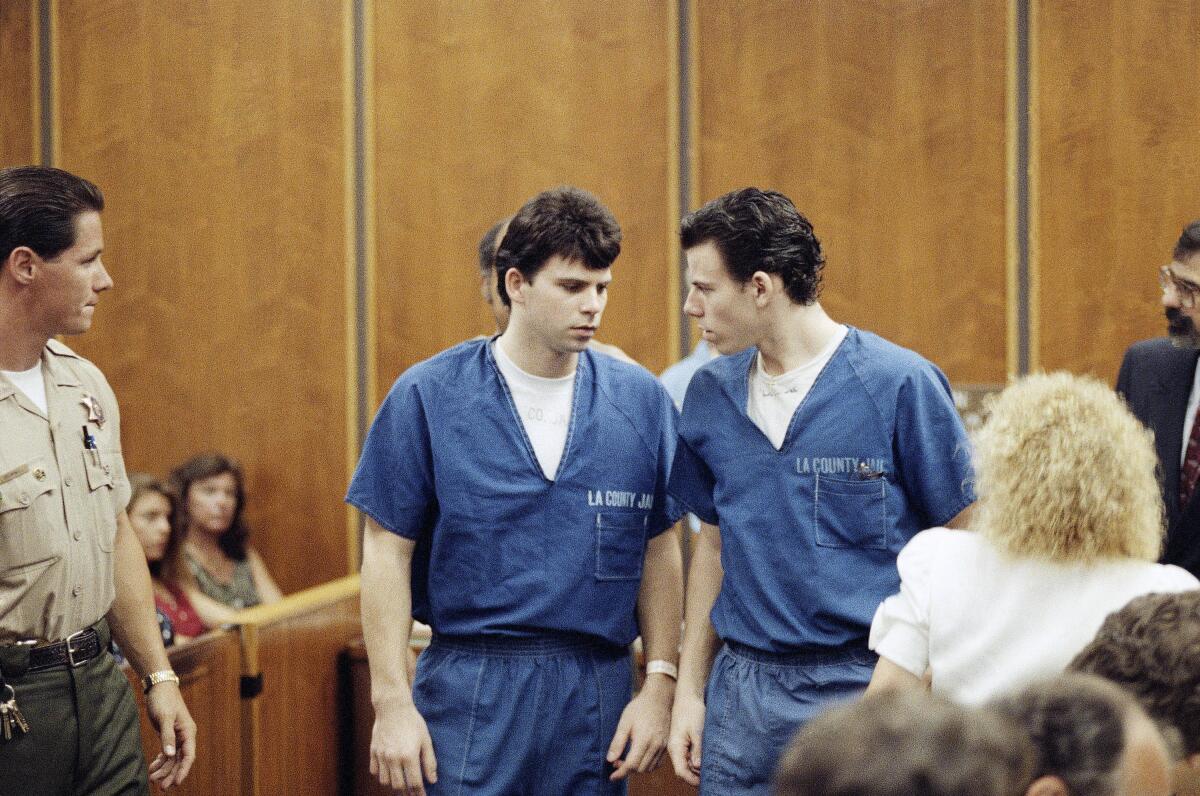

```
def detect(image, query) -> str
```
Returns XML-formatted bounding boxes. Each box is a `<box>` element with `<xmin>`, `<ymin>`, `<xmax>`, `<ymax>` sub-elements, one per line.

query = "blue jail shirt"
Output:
<box><xmin>347</xmin><ymin>339</ymin><xmax>683</xmax><ymax>648</ymax></box>
<box><xmin>669</xmin><ymin>327</ymin><xmax>975</xmax><ymax>653</ymax></box>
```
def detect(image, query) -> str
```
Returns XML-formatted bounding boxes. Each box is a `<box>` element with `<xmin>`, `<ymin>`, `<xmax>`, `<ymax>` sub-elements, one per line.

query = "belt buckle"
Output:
<box><xmin>64</xmin><ymin>628</ymin><xmax>88</xmax><ymax>667</ymax></box>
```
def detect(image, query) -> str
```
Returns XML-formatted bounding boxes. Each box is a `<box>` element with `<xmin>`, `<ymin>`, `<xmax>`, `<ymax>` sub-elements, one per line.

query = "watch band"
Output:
<box><xmin>142</xmin><ymin>669</ymin><xmax>181</xmax><ymax>693</ymax></box>
<box><xmin>646</xmin><ymin>659</ymin><xmax>678</xmax><ymax>680</ymax></box>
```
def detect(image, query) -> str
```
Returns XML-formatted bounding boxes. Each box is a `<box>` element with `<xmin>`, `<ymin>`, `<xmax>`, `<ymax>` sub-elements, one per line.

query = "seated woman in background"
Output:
<box><xmin>169</xmin><ymin>453</ymin><xmax>283</xmax><ymax>626</ymax></box>
<box><xmin>867</xmin><ymin>372</ymin><xmax>1199</xmax><ymax>705</ymax></box>
<box><xmin>118</xmin><ymin>474</ymin><xmax>205</xmax><ymax>658</ymax></box>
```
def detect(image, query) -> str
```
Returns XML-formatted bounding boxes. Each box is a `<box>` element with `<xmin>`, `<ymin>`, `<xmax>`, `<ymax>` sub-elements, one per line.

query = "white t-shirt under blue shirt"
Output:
<box><xmin>747</xmin><ymin>325</ymin><xmax>847</xmax><ymax>450</ymax></box>
<box><xmin>492</xmin><ymin>341</ymin><xmax>575</xmax><ymax>480</ymax></box>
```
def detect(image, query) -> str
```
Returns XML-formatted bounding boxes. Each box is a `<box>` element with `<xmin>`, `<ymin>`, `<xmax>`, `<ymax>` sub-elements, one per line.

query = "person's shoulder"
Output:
<box><xmin>1123</xmin><ymin>336</ymin><xmax>1185</xmax><ymax>363</ymax></box>
<box><xmin>1146</xmin><ymin>562</ymin><xmax>1200</xmax><ymax>589</ymax></box>
<box><xmin>904</xmin><ymin>526</ymin><xmax>976</xmax><ymax>555</ymax></box>
<box><xmin>691</xmin><ymin>346</ymin><xmax>751</xmax><ymax>387</ymax></box>
<box><xmin>392</xmin><ymin>338</ymin><xmax>489</xmax><ymax>389</ymax></box>
<box><xmin>588</xmin><ymin>340</ymin><xmax>638</xmax><ymax>365</ymax></box>
<box><xmin>45</xmin><ymin>339</ymin><xmax>113</xmax><ymax>390</ymax></box>
<box><xmin>590</xmin><ymin>349</ymin><xmax>669</xmax><ymax>404</ymax></box>
<box><xmin>847</xmin><ymin>327</ymin><xmax>935</xmax><ymax>372</ymax></box>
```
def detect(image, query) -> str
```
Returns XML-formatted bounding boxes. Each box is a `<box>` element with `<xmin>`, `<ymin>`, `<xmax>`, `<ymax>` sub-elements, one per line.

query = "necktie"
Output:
<box><xmin>1180</xmin><ymin>405</ymin><xmax>1200</xmax><ymax>508</ymax></box>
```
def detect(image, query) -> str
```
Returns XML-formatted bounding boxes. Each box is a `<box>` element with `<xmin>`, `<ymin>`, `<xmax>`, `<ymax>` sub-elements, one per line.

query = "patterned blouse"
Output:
<box><xmin>185</xmin><ymin>552</ymin><xmax>261</xmax><ymax>610</ymax></box>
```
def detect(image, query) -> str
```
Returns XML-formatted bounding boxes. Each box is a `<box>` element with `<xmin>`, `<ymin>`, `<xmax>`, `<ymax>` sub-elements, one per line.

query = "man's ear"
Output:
<box><xmin>1025</xmin><ymin>775</ymin><xmax>1070</xmax><ymax>796</ymax></box>
<box><xmin>3</xmin><ymin>247</ymin><xmax>38</xmax><ymax>285</ymax></box>
<box><xmin>1187</xmin><ymin>752</ymin><xmax>1200</xmax><ymax>769</ymax></box>
<box><xmin>749</xmin><ymin>270</ymin><xmax>776</xmax><ymax>307</ymax></box>
<box><xmin>503</xmin><ymin>267</ymin><xmax>525</xmax><ymax>305</ymax></box>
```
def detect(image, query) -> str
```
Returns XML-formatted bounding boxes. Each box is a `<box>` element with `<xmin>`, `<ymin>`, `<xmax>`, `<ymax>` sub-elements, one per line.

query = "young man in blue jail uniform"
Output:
<box><xmin>350</xmin><ymin>186</ymin><xmax>684</xmax><ymax>796</ymax></box>
<box><xmin>665</xmin><ymin>188</ymin><xmax>975</xmax><ymax>795</ymax></box>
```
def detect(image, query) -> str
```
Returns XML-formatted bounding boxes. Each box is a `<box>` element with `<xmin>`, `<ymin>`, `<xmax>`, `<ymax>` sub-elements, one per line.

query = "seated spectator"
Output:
<box><xmin>127</xmin><ymin>473</ymin><xmax>204</xmax><ymax>642</ymax></box>
<box><xmin>990</xmin><ymin>673</ymin><xmax>1174</xmax><ymax>796</ymax></box>
<box><xmin>169</xmin><ymin>453</ymin><xmax>283</xmax><ymax>626</ymax></box>
<box><xmin>1070</xmin><ymin>591</ymin><xmax>1200</xmax><ymax>795</ymax></box>
<box><xmin>774</xmin><ymin>688</ymin><xmax>1034</xmax><ymax>796</ymax></box>
<box><xmin>868</xmin><ymin>373</ymin><xmax>1199</xmax><ymax>703</ymax></box>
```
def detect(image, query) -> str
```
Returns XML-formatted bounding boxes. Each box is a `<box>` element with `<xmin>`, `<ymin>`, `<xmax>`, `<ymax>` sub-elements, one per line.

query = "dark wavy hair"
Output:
<box><xmin>168</xmin><ymin>452</ymin><xmax>250</xmax><ymax>561</ymax></box>
<box><xmin>1071</xmin><ymin>591</ymin><xmax>1200</xmax><ymax>756</ymax></box>
<box><xmin>681</xmin><ymin>187</ymin><xmax>825</xmax><ymax>305</ymax></box>
<box><xmin>1174</xmin><ymin>220</ymin><xmax>1200</xmax><ymax>261</ymax></box>
<box><xmin>494</xmin><ymin>186</ymin><xmax>621</xmax><ymax>308</ymax></box>
<box><xmin>477</xmin><ymin>217</ymin><xmax>510</xmax><ymax>279</ymax></box>
<box><xmin>127</xmin><ymin>473</ymin><xmax>183</xmax><ymax>582</ymax></box>
<box><xmin>0</xmin><ymin>165</ymin><xmax>104</xmax><ymax>262</ymax></box>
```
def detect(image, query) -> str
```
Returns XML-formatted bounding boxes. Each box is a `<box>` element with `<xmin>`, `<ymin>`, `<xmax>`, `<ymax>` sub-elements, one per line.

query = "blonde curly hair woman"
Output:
<box><xmin>867</xmin><ymin>372</ymin><xmax>1198</xmax><ymax>704</ymax></box>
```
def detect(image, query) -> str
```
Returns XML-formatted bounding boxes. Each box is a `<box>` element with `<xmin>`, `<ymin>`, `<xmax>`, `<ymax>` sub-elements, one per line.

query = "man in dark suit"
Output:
<box><xmin>1117</xmin><ymin>220</ymin><xmax>1200</xmax><ymax>576</ymax></box>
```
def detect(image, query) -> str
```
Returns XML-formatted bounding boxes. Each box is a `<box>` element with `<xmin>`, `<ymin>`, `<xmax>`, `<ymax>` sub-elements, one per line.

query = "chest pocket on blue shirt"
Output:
<box><xmin>595</xmin><ymin>512</ymin><xmax>647</xmax><ymax>581</ymax></box>
<box><xmin>813</xmin><ymin>473</ymin><xmax>887</xmax><ymax>550</ymax></box>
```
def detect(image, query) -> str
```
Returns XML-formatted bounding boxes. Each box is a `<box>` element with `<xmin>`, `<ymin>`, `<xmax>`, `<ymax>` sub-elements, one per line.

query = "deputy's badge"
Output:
<box><xmin>80</xmin><ymin>393</ymin><xmax>106</xmax><ymax>427</ymax></box>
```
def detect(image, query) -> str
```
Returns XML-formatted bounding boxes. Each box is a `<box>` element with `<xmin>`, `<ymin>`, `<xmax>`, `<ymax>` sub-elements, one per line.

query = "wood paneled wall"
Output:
<box><xmin>372</xmin><ymin>0</ymin><xmax>678</xmax><ymax>391</ymax></box>
<box><xmin>695</xmin><ymin>0</ymin><xmax>1010</xmax><ymax>385</ymax></box>
<box><xmin>15</xmin><ymin>0</ymin><xmax>1200</xmax><ymax>586</ymax></box>
<box><xmin>53</xmin><ymin>0</ymin><xmax>352</xmax><ymax>592</ymax></box>
<box><xmin>0</xmin><ymin>0</ymin><xmax>35</xmax><ymax>167</ymax></box>
<box><xmin>1034</xmin><ymin>0</ymin><xmax>1200</xmax><ymax>378</ymax></box>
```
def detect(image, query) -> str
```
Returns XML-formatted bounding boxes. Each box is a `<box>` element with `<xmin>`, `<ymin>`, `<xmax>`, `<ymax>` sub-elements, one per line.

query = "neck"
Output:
<box><xmin>496</xmin><ymin>319</ymin><xmax>578</xmax><ymax>379</ymax></box>
<box><xmin>756</xmin><ymin>301</ymin><xmax>841</xmax><ymax>376</ymax></box>
<box><xmin>187</xmin><ymin>529</ymin><xmax>224</xmax><ymax>558</ymax></box>
<box><xmin>0</xmin><ymin>298</ymin><xmax>49</xmax><ymax>371</ymax></box>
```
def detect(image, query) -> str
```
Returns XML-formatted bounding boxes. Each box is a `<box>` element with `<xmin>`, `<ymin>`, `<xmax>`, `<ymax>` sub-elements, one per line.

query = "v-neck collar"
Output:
<box><xmin>487</xmin><ymin>340</ymin><xmax>588</xmax><ymax>484</ymax></box>
<box><xmin>733</xmin><ymin>327</ymin><xmax>855</xmax><ymax>453</ymax></box>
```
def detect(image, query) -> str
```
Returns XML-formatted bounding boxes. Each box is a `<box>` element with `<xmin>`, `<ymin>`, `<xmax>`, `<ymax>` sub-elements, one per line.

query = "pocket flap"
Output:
<box><xmin>0</xmin><ymin>461</ymin><xmax>54</xmax><ymax>514</ymax></box>
<box><xmin>83</xmin><ymin>450</ymin><xmax>116</xmax><ymax>491</ymax></box>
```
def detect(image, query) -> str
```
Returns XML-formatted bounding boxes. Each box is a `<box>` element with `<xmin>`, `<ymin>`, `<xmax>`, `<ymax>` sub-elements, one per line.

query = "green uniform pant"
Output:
<box><xmin>0</xmin><ymin>621</ymin><xmax>148</xmax><ymax>796</ymax></box>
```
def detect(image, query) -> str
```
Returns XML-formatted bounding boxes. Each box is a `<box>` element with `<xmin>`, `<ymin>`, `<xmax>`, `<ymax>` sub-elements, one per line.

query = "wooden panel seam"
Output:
<box><xmin>666</xmin><ymin>0</ymin><xmax>681</xmax><ymax>362</ymax></box>
<box><xmin>30</xmin><ymin>0</ymin><xmax>41</xmax><ymax>164</ymax></box>
<box><xmin>1027</xmin><ymin>0</ymin><xmax>1041</xmax><ymax>372</ymax></box>
<box><xmin>1005</xmin><ymin>0</ymin><xmax>1019</xmax><ymax>378</ymax></box>
<box><xmin>343</xmin><ymin>0</ymin><xmax>359</xmax><ymax>572</ymax></box>
<box><xmin>47</xmin><ymin>0</ymin><xmax>57</xmax><ymax>166</ymax></box>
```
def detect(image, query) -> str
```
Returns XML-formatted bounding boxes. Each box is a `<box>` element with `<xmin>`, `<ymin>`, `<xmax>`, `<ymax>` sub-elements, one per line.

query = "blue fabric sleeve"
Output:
<box><xmin>345</xmin><ymin>378</ymin><xmax>436</xmax><ymax>540</ymax></box>
<box><xmin>668</xmin><ymin>435</ymin><xmax>719</xmax><ymax>526</ymax></box>
<box><xmin>648</xmin><ymin>387</ymin><xmax>686</xmax><ymax>537</ymax></box>
<box><xmin>893</xmin><ymin>365</ymin><xmax>976</xmax><ymax>528</ymax></box>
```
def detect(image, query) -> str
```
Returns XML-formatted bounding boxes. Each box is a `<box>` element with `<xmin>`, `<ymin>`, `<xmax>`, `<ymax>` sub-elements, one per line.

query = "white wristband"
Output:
<box><xmin>646</xmin><ymin>659</ymin><xmax>678</xmax><ymax>680</ymax></box>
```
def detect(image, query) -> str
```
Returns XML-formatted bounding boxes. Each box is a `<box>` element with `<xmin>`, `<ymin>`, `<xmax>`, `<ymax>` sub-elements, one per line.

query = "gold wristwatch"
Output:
<box><xmin>142</xmin><ymin>669</ymin><xmax>181</xmax><ymax>693</ymax></box>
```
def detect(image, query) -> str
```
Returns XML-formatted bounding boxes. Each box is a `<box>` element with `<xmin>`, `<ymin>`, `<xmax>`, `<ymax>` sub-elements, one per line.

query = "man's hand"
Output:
<box><xmin>371</xmin><ymin>701</ymin><xmax>438</xmax><ymax>795</ymax></box>
<box><xmin>668</xmin><ymin>689</ymin><xmax>705</xmax><ymax>786</ymax></box>
<box><xmin>606</xmin><ymin>674</ymin><xmax>674</xmax><ymax>781</ymax></box>
<box><xmin>145</xmin><ymin>682</ymin><xmax>196</xmax><ymax>789</ymax></box>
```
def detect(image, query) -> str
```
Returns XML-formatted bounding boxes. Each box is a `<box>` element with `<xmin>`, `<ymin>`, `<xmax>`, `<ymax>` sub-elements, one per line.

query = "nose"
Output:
<box><xmin>582</xmin><ymin>287</ymin><xmax>604</xmax><ymax>315</ymax></box>
<box><xmin>684</xmin><ymin>288</ymin><xmax>702</xmax><ymax>317</ymax></box>
<box><xmin>95</xmin><ymin>259</ymin><xmax>114</xmax><ymax>292</ymax></box>
<box><xmin>1163</xmin><ymin>282</ymin><xmax>1181</xmax><ymax>308</ymax></box>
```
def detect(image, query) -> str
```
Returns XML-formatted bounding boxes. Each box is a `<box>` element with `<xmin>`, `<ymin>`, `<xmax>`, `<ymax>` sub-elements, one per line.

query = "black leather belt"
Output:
<box><xmin>26</xmin><ymin>628</ymin><xmax>103</xmax><ymax>672</ymax></box>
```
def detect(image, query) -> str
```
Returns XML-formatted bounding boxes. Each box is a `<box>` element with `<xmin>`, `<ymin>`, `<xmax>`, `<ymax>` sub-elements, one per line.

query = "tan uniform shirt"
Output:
<box><xmin>0</xmin><ymin>339</ymin><xmax>129</xmax><ymax>643</ymax></box>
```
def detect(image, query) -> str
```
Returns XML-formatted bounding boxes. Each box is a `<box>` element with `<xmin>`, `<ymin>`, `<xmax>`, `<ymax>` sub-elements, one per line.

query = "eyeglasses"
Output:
<box><xmin>1160</xmin><ymin>265</ymin><xmax>1200</xmax><ymax>309</ymax></box>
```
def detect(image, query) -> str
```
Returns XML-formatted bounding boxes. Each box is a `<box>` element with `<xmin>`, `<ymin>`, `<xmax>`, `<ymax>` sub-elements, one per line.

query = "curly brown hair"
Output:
<box><xmin>1070</xmin><ymin>591</ymin><xmax>1200</xmax><ymax>756</ymax></box>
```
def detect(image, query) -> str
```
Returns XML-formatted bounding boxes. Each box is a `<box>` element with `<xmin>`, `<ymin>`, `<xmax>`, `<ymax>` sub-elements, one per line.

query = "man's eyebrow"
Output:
<box><xmin>1172</xmin><ymin>269</ymin><xmax>1200</xmax><ymax>289</ymax></box>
